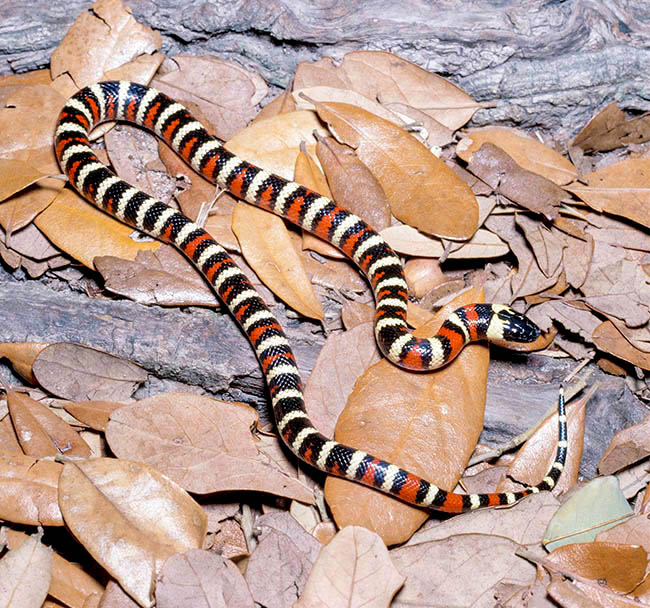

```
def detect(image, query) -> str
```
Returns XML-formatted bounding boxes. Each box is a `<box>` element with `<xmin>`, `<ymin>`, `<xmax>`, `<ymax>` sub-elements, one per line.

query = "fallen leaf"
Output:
<box><xmin>573</xmin><ymin>102</ymin><xmax>650</xmax><ymax>152</ymax></box>
<box><xmin>544</xmin><ymin>542</ymin><xmax>646</xmax><ymax>594</ymax></box>
<box><xmin>403</xmin><ymin>258</ymin><xmax>447</xmax><ymax>299</ymax></box>
<box><xmin>0</xmin><ymin>453</ymin><xmax>63</xmax><ymax>526</ymax></box>
<box><xmin>7</xmin><ymin>389</ymin><xmax>91</xmax><ymax>458</ymax></box>
<box><xmin>210</xmin><ymin>519</ymin><xmax>249</xmax><ymax>560</ymax></box>
<box><xmin>295</xmin><ymin>526</ymin><xmax>404</xmax><ymax>608</ymax></box>
<box><xmin>457</xmin><ymin>127</ymin><xmax>578</xmax><ymax>185</ymax></box>
<box><xmin>390</xmin><ymin>534</ymin><xmax>535</xmax><ymax>607</ymax></box>
<box><xmin>0</xmin><ymin>341</ymin><xmax>49</xmax><ymax>384</ymax></box>
<box><xmin>34</xmin><ymin>188</ymin><xmax>160</xmax><ymax>269</ymax></box>
<box><xmin>566</xmin><ymin>158</ymin><xmax>650</xmax><ymax>230</ymax></box>
<box><xmin>516</xmin><ymin>215</ymin><xmax>566</xmax><ymax>278</ymax></box>
<box><xmin>58</xmin><ymin>458</ymin><xmax>207</xmax><ymax>608</ymax></box>
<box><xmin>599</xmin><ymin>411</ymin><xmax>650</xmax><ymax>474</ymax></box>
<box><xmin>32</xmin><ymin>343</ymin><xmax>147</xmax><ymax>401</ymax></box>
<box><xmin>152</xmin><ymin>55</ymin><xmax>267</xmax><ymax>141</ymax></box>
<box><xmin>7</xmin><ymin>529</ymin><xmax>104</xmax><ymax>608</ymax></box>
<box><xmin>254</xmin><ymin>88</ymin><xmax>296</xmax><ymax>121</ymax></box>
<box><xmin>156</xmin><ymin>549</ymin><xmax>254</xmax><ymax>608</ymax></box>
<box><xmin>232</xmin><ymin>203</ymin><xmax>324</xmax><ymax>320</ymax></box>
<box><xmin>314</xmin><ymin>100</ymin><xmax>478</xmax><ymax>239</ymax></box>
<box><xmin>324</xmin><ymin>288</ymin><xmax>489</xmax><ymax>546</ymax></box>
<box><xmin>593</xmin><ymin>320</ymin><xmax>650</xmax><ymax>371</ymax></box>
<box><xmin>244</xmin><ymin>512</ymin><xmax>321</xmax><ymax>608</ymax></box>
<box><xmin>50</xmin><ymin>0</ymin><xmax>161</xmax><ymax>88</ymax></box>
<box><xmin>0</xmin><ymin>417</ymin><xmax>22</xmax><ymax>455</ymax></box>
<box><xmin>105</xmin><ymin>392</ymin><xmax>314</xmax><ymax>502</ymax></box>
<box><xmin>468</xmin><ymin>143</ymin><xmax>564</xmax><ymax>219</ymax></box>
<box><xmin>0</xmin><ymin>532</ymin><xmax>52</xmax><ymax>608</ymax></box>
<box><xmin>543</xmin><ymin>476</ymin><xmax>633</xmax><ymax>551</ymax></box>
<box><xmin>0</xmin><ymin>158</ymin><xmax>50</xmax><ymax>203</ymax></box>
<box><xmin>63</xmin><ymin>400</ymin><xmax>125</xmax><ymax>432</ymax></box>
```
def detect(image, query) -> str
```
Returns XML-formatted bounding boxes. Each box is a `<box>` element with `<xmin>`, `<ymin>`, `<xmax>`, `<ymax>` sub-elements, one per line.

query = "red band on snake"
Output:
<box><xmin>55</xmin><ymin>81</ymin><xmax>567</xmax><ymax>512</ymax></box>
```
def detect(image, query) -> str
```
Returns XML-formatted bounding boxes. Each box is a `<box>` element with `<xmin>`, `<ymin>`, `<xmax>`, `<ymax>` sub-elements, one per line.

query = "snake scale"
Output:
<box><xmin>54</xmin><ymin>81</ymin><xmax>567</xmax><ymax>512</ymax></box>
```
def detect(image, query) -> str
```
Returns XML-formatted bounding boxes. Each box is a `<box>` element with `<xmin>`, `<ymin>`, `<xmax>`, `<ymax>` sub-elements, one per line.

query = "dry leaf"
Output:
<box><xmin>567</xmin><ymin>158</ymin><xmax>650</xmax><ymax>230</ymax></box>
<box><xmin>254</xmin><ymin>89</ymin><xmax>296</xmax><ymax>121</ymax></box>
<box><xmin>7</xmin><ymin>529</ymin><xmax>104</xmax><ymax>608</ymax></box>
<box><xmin>7</xmin><ymin>389</ymin><xmax>91</xmax><ymax>458</ymax></box>
<box><xmin>50</xmin><ymin>0</ymin><xmax>161</xmax><ymax>88</ymax></box>
<box><xmin>0</xmin><ymin>342</ymin><xmax>49</xmax><ymax>384</ymax></box>
<box><xmin>457</xmin><ymin>127</ymin><xmax>578</xmax><ymax>185</ymax></box>
<box><xmin>403</xmin><ymin>258</ymin><xmax>446</xmax><ymax>299</ymax></box>
<box><xmin>95</xmin><ymin>246</ymin><xmax>218</xmax><ymax>307</ymax></box>
<box><xmin>105</xmin><ymin>392</ymin><xmax>314</xmax><ymax>502</ymax></box>
<box><xmin>315</xmin><ymin>135</ymin><xmax>391</xmax><ymax>231</ymax></box>
<box><xmin>295</xmin><ymin>526</ymin><xmax>404</xmax><ymax>608</ymax></box>
<box><xmin>390</xmin><ymin>534</ymin><xmax>535</xmax><ymax>607</ymax></box>
<box><xmin>152</xmin><ymin>55</ymin><xmax>267</xmax><ymax>141</ymax></box>
<box><xmin>232</xmin><ymin>203</ymin><xmax>324</xmax><ymax>320</ymax></box>
<box><xmin>62</xmin><ymin>400</ymin><xmax>124</xmax><ymax>432</ymax></box>
<box><xmin>244</xmin><ymin>512</ymin><xmax>321</xmax><ymax>608</ymax></box>
<box><xmin>0</xmin><ymin>417</ymin><xmax>22</xmax><ymax>455</ymax></box>
<box><xmin>593</xmin><ymin>320</ymin><xmax>650</xmax><ymax>371</ymax></box>
<box><xmin>314</xmin><ymin>100</ymin><xmax>478</xmax><ymax>239</ymax></box>
<box><xmin>156</xmin><ymin>549</ymin><xmax>254</xmax><ymax>608</ymax></box>
<box><xmin>468</xmin><ymin>143</ymin><xmax>564</xmax><ymax>219</ymax></box>
<box><xmin>543</xmin><ymin>542</ymin><xmax>647</xmax><ymax>594</ymax></box>
<box><xmin>32</xmin><ymin>343</ymin><xmax>147</xmax><ymax>401</ymax></box>
<box><xmin>58</xmin><ymin>458</ymin><xmax>207</xmax><ymax>608</ymax></box>
<box><xmin>599</xmin><ymin>411</ymin><xmax>650</xmax><ymax>475</ymax></box>
<box><xmin>0</xmin><ymin>532</ymin><xmax>52</xmax><ymax>608</ymax></box>
<box><xmin>0</xmin><ymin>453</ymin><xmax>63</xmax><ymax>526</ymax></box>
<box><xmin>516</xmin><ymin>215</ymin><xmax>566</xmax><ymax>278</ymax></box>
<box><xmin>34</xmin><ymin>188</ymin><xmax>160</xmax><ymax>269</ymax></box>
<box><xmin>0</xmin><ymin>158</ymin><xmax>50</xmax><ymax>202</ymax></box>
<box><xmin>324</xmin><ymin>288</ymin><xmax>489</xmax><ymax>546</ymax></box>
<box><xmin>573</xmin><ymin>102</ymin><xmax>650</xmax><ymax>152</ymax></box>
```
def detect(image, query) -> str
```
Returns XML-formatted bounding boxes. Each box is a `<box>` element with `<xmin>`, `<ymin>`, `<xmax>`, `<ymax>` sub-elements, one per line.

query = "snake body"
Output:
<box><xmin>55</xmin><ymin>81</ymin><xmax>567</xmax><ymax>512</ymax></box>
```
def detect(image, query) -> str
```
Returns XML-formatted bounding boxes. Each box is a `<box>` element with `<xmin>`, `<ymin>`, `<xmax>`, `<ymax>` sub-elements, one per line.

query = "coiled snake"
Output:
<box><xmin>55</xmin><ymin>81</ymin><xmax>567</xmax><ymax>512</ymax></box>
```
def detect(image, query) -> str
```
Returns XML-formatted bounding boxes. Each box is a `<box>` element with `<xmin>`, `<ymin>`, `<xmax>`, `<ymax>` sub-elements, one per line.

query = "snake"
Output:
<box><xmin>54</xmin><ymin>80</ymin><xmax>567</xmax><ymax>512</ymax></box>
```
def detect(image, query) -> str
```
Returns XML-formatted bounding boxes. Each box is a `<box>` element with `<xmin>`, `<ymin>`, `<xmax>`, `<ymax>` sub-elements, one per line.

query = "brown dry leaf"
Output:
<box><xmin>32</xmin><ymin>343</ymin><xmax>147</xmax><ymax>401</ymax></box>
<box><xmin>95</xmin><ymin>246</ymin><xmax>218</xmax><ymax>307</ymax></box>
<box><xmin>7</xmin><ymin>389</ymin><xmax>92</xmax><ymax>458</ymax></box>
<box><xmin>226</xmin><ymin>110</ymin><xmax>325</xmax><ymax>180</ymax></box>
<box><xmin>341</xmin><ymin>301</ymin><xmax>376</xmax><ymax>329</ymax></box>
<box><xmin>103</xmin><ymin>52</ymin><xmax>164</xmax><ymax>85</ymax></box>
<box><xmin>593</xmin><ymin>320</ymin><xmax>650</xmax><ymax>371</ymax></box>
<box><xmin>204</xmin><ymin>213</ymin><xmax>240</xmax><ymax>252</ymax></box>
<box><xmin>599</xmin><ymin>412</ymin><xmax>650</xmax><ymax>475</ymax></box>
<box><xmin>573</xmin><ymin>102</ymin><xmax>650</xmax><ymax>153</ymax></box>
<box><xmin>0</xmin><ymin>453</ymin><xmax>63</xmax><ymax>526</ymax></box>
<box><xmin>34</xmin><ymin>188</ymin><xmax>160</xmax><ymax>269</ymax></box>
<box><xmin>0</xmin><ymin>69</ymin><xmax>52</xmax><ymax>103</ymax></box>
<box><xmin>254</xmin><ymin>89</ymin><xmax>297</xmax><ymax>122</ymax></box>
<box><xmin>232</xmin><ymin>203</ymin><xmax>324</xmax><ymax>320</ymax></box>
<box><xmin>7</xmin><ymin>529</ymin><xmax>104</xmax><ymax>608</ymax></box>
<box><xmin>390</xmin><ymin>534</ymin><xmax>535</xmax><ymax>607</ymax></box>
<box><xmin>544</xmin><ymin>542</ymin><xmax>647</xmax><ymax>594</ymax></box>
<box><xmin>597</xmin><ymin>512</ymin><xmax>650</xmax><ymax>560</ymax></box>
<box><xmin>58</xmin><ymin>458</ymin><xmax>207</xmax><ymax>608</ymax></box>
<box><xmin>63</xmin><ymin>400</ymin><xmax>125</xmax><ymax>432</ymax></box>
<box><xmin>244</xmin><ymin>512</ymin><xmax>321</xmax><ymax>608</ymax></box>
<box><xmin>304</xmin><ymin>322</ymin><xmax>382</xmax><ymax>438</ymax></box>
<box><xmin>457</xmin><ymin>127</ymin><xmax>578</xmax><ymax>185</ymax></box>
<box><xmin>382</xmin><ymin>101</ymin><xmax>454</xmax><ymax>148</ymax></box>
<box><xmin>296</xmin><ymin>526</ymin><xmax>404</xmax><ymax>608</ymax></box>
<box><xmin>0</xmin><ymin>417</ymin><xmax>22</xmax><ymax>455</ymax></box>
<box><xmin>403</xmin><ymin>258</ymin><xmax>446</xmax><ymax>299</ymax></box>
<box><xmin>567</xmin><ymin>158</ymin><xmax>650</xmax><ymax>231</ymax></box>
<box><xmin>105</xmin><ymin>392</ymin><xmax>314</xmax><ymax>502</ymax></box>
<box><xmin>516</xmin><ymin>215</ymin><xmax>566</xmax><ymax>278</ymax></box>
<box><xmin>294</xmin><ymin>142</ymin><xmax>343</xmax><ymax>259</ymax></box>
<box><xmin>0</xmin><ymin>342</ymin><xmax>49</xmax><ymax>385</ymax></box>
<box><xmin>469</xmin><ymin>143</ymin><xmax>564</xmax><ymax>219</ymax></box>
<box><xmin>0</xmin><ymin>531</ymin><xmax>53</xmax><ymax>608</ymax></box>
<box><xmin>152</xmin><ymin>55</ymin><xmax>267</xmax><ymax>141</ymax></box>
<box><xmin>0</xmin><ymin>158</ymin><xmax>51</xmax><ymax>203</ymax></box>
<box><xmin>497</xmin><ymin>384</ymin><xmax>593</xmax><ymax>495</ymax></box>
<box><xmin>300</xmin><ymin>246</ymin><xmax>367</xmax><ymax>294</ymax></box>
<box><xmin>156</xmin><ymin>549</ymin><xmax>254</xmax><ymax>608</ymax></box>
<box><xmin>50</xmin><ymin>0</ymin><xmax>161</xmax><ymax>88</ymax></box>
<box><xmin>316</xmin><ymin>135</ymin><xmax>391</xmax><ymax>231</ymax></box>
<box><xmin>210</xmin><ymin>519</ymin><xmax>249</xmax><ymax>560</ymax></box>
<box><xmin>314</xmin><ymin>100</ymin><xmax>478</xmax><ymax>239</ymax></box>
<box><xmin>324</xmin><ymin>288</ymin><xmax>490</xmax><ymax>546</ymax></box>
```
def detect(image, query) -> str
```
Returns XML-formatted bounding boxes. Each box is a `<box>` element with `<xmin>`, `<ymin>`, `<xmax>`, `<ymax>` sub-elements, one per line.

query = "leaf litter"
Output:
<box><xmin>1</xmin><ymin>0</ymin><xmax>650</xmax><ymax>605</ymax></box>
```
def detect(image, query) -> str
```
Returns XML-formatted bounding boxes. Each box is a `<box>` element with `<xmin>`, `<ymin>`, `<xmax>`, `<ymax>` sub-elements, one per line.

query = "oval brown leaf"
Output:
<box><xmin>0</xmin><ymin>158</ymin><xmax>50</xmax><ymax>203</ymax></box>
<box><xmin>32</xmin><ymin>343</ymin><xmax>148</xmax><ymax>401</ymax></box>
<box><xmin>63</xmin><ymin>400</ymin><xmax>125</xmax><ymax>432</ymax></box>
<box><xmin>599</xmin><ymin>411</ymin><xmax>650</xmax><ymax>475</ymax></box>
<box><xmin>105</xmin><ymin>392</ymin><xmax>314</xmax><ymax>503</ymax></box>
<box><xmin>0</xmin><ymin>453</ymin><xmax>63</xmax><ymax>526</ymax></box>
<box><xmin>457</xmin><ymin>127</ymin><xmax>578</xmax><ymax>185</ymax></box>
<box><xmin>0</xmin><ymin>341</ymin><xmax>49</xmax><ymax>384</ymax></box>
<box><xmin>324</xmin><ymin>288</ymin><xmax>489</xmax><ymax>545</ymax></box>
<box><xmin>313</xmin><ymin>101</ymin><xmax>478</xmax><ymax>240</ymax></box>
<box><xmin>58</xmin><ymin>458</ymin><xmax>207</xmax><ymax>608</ymax></box>
<box><xmin>296</xmin><ymin>526</ymin><xmax>404</xmax><ymax>608</ymax></box>
<box><xmin>544</xmin><ymin>542</ymin><xmax>647</xmax><ymax>594</ymax></box>
<box><xmin>232</xmin><ymin>203</ymin><xmax>324</xmax><ymax>321</ymax></box>
<box><xmin>593</xmin><ymin>320</ymin><xmax>650</xmax><ymax>371</ymax></box>
<box><xmin>156</xmin><ymin>549</ymin><xmax>254</xmax><ymax>608</ymax></box>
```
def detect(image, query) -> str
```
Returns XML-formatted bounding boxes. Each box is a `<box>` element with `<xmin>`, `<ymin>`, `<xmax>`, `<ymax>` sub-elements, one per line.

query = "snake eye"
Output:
<box><xmin>497</xmin><ymin>308</ymin><xmax>540</xmax><ymax>343</ymax></box>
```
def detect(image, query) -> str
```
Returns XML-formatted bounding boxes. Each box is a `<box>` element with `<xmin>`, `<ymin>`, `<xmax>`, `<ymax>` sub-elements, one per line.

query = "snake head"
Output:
<box><xmin>488</xmin><ymin>305</ymin><xmax>541</xmax><ymax>345</ymax></box>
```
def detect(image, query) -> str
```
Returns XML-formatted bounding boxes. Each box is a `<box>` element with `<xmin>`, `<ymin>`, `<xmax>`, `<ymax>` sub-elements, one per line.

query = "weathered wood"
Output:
<box><xmin>1</xmin><ymin>0</ymin><xmax>649</xmax><ymax>135</ymax></box>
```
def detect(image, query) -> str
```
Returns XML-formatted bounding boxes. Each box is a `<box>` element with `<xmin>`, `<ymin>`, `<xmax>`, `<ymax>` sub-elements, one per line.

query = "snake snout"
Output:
<box><xmin>497</xmin><ymin>308</ymin><xmax>541</xmax><ymax>343</ymax></box>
